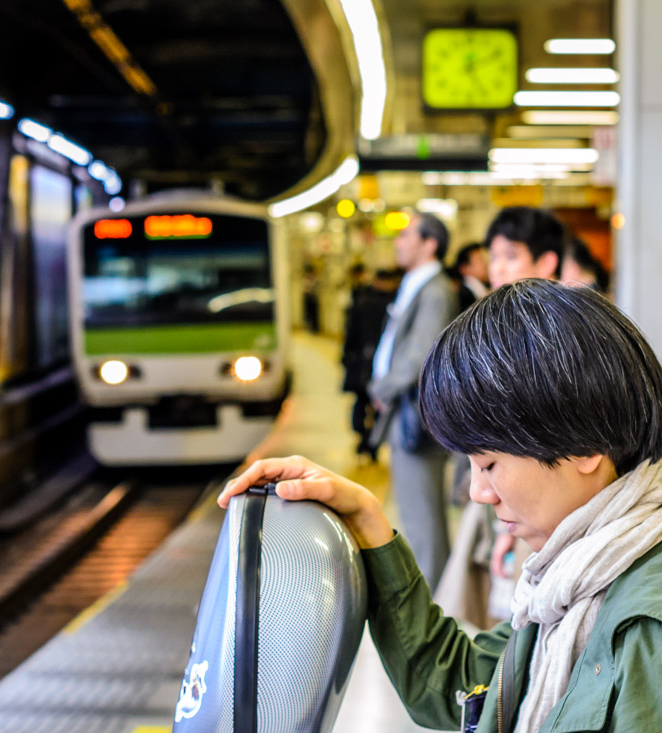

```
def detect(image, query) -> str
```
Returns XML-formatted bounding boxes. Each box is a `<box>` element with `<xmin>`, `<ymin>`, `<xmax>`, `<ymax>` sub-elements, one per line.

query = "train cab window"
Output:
<box><xmin>82</xmin><ymin>214</ymin><xmax>273</xmax><ymax>327</ymax></box>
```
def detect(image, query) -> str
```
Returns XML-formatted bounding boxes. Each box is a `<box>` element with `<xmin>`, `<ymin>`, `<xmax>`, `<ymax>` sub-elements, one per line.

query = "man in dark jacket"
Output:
<box><xmin>342</xmin><ymin>268</ymin><xmax>401</xmax><ymax>460</ymax></box>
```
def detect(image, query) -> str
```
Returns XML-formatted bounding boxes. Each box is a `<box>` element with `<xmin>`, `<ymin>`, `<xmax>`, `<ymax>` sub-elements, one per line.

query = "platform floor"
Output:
<box><xmin>0</xmin><ymin>332</ymin><xmax>455</xmax><ymax>732</ymax></box>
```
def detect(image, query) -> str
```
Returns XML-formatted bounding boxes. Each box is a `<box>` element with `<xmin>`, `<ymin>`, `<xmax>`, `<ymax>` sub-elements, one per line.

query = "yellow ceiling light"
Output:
<box><xmin>525</xmin><ymin>68</ymin><xmax>619</xmax><ymax>84</ymax></box>
<box><xmin>62</xmin><ymin>0</ymin><xmax>158</xmax><ymax>98</ymax></box>
<box><xmin>336</xmin><ymin>199</ymin><xmax>356</xmax><ymax>218</ymax></box>
<box><xmin>384</xmin><ymin>211</ymin><xmax>410</xmax><ymax>230</ymax></box>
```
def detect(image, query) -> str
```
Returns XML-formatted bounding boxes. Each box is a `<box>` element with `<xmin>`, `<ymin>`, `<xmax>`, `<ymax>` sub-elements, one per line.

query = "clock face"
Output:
<box><xmin>422</xmin><ymin>28</ymin><xmax>518</xmax><ymax>110</ymax></box>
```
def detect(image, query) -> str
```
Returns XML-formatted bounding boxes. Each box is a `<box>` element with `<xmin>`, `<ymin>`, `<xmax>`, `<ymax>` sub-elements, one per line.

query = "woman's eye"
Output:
<box><xmin>482</xmin><ymin>462</ymin><xmax>495</xmax><ymax>472</ymax></box>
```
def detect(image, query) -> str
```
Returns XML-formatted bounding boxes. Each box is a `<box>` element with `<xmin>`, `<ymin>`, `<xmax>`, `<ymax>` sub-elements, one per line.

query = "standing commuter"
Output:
<box><xmin>341</xmin><ymin>268</ymin><xmax>401</xmax><ymax>461</ymax></box>
<box><xmin>487</xmin><ymin>205</ymin><xmax>565</xmax><ymax>287</ymax></box>
<box><xmin>368</xmin><ymin>213</ymin><xmax>458</xmax><ymax>591</ymax></box>
<box><xmin>452</xmin><ymin>242</ymin><xmax>490</xmax><ymax>311</ymax></box>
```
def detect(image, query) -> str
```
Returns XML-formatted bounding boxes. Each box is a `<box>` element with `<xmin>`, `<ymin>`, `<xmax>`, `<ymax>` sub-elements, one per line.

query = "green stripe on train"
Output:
<box><xmin>84</xmin><ymin>323</ymin><xmax>277</xmax><ymax>355</ymax></box>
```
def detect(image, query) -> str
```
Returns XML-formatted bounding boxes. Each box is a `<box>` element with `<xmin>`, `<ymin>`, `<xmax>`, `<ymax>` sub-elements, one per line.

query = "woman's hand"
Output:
<box><xmin>217</xmin><ymin>455</ymin><xmax>394</xmax><ymax>549</ymax></box>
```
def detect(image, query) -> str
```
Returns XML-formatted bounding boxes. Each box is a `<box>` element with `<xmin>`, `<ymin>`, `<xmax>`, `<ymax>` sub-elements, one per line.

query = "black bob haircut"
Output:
<box><xmin>485</xmin><ymin>206</ymin><xmax>566</xmax><ymax>278</ymax></box>
<box><xmin>419</xmin><ymin>279</ymin><xmax>662</xmax><ymax>475</ymax></box>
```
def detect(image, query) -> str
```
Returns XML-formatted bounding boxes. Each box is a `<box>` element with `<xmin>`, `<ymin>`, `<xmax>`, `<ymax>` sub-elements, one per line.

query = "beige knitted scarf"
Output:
<box><xmin>510</xmin><ymin>458</ymin><xmax>662</xmax><ymax>733</ymax></box>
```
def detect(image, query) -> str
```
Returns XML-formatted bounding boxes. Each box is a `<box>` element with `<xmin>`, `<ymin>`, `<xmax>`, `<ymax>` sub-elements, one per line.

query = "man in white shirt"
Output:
<box><xmin>368</xmin><ymin>213</ymin><xmax>459</xmax><ymax>590</ymax></box>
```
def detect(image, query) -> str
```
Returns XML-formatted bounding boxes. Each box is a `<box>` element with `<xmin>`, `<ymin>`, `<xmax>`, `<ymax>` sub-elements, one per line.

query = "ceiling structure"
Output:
<box><xmin>0</xmin><ymin>0</ymin><xmax>359</xmax><ymax>201</ymax></box>
<box><xmin>0</xmin><ymin>0</ymin><xmax>616</xmax><ymax>203</ymax></box>
<box><xmin>374</xmin><ymin>0</ymin><xmax>614</xmax><ymax>173</ymax></box>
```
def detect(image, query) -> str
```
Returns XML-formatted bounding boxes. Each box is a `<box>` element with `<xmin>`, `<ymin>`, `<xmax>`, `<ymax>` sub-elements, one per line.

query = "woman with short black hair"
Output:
<box><xmin>220</xmin><ymin>279</ymin><xmax>662</xmax><ymax>732</ymax></box>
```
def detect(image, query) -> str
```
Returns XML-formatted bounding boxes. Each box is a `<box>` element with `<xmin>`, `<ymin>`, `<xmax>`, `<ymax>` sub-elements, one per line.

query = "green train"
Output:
<box><xmin>68</xmin><ymin>193</ymin><xmax>290</xmax><ymax>465</ymax></box>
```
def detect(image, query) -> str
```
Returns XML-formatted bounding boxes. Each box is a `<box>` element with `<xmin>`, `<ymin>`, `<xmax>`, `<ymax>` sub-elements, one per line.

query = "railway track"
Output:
<box><xmin>0</xmin><ymin>460</ymin><xmax>230</xmax><ymax>679</ymax></box>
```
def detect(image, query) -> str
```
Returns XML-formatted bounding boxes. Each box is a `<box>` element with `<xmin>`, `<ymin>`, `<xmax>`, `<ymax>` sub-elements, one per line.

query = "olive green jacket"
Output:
<box><xmin>362</xmin><ymin>533</ymin><xmax>662</xmax><ymax>732</ymax></box>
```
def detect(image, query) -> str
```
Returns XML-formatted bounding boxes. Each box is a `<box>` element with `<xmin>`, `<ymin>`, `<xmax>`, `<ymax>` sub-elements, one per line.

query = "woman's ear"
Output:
<box><xmin>574</xmin><ymin>454</ymin><xmax>609</xmax><ymax>475</ymax></box>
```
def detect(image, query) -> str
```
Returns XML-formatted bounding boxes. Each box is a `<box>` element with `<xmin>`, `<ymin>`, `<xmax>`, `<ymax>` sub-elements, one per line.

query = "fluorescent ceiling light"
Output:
<box><xmin>526</xmin><ymin>68</ymin><xmax>619</xmax><ymax>84</ymax></box>
<box><xmin>103</xmin><ymin>170</ymin><xmax>123</xmax><ymax>195</ymax></box>
<box><xmin>88</xmin><ymin>160</ymin><xmax>110</xmax><ymax>181</ymax></box>
<box><xmin>522</xmin><ymin>110</ymin><xmax>619</xmax><ymax>125</ymax></box>
<box><xmin>492</xmin><ymin>161</ymin><xmax>593</xmax><ymax>172</ymax></box>
<box><xmin>544</xmin><ymin>38</ymin><xmax>616</xmax><ymax>54</ymax></box>
<box><xmin>514</xmin><ymin>91</ymin><xmax>620</xmax><ymax>107</ymax></box>
<box><xmin>269</xmin><ymin>156</ymin><xmax>360</xmax><ymax>218</ymax></box>
<box><xmin>18</xmin><ymin>118</ymin><xmax>52</xmax><ymax>142</ymax></box>
<box><xmin>492</xmin><ymin>137</ymin><xmax>584</xmax><ymax>148</ymax></box>
<box><xmin>339</xmin><ymin>0</ymin><xmax>387</xmax><ymax>140</ymax></box>
<box><xmin>491</xmin><ymin>163</ymin><xmax>571</xmax><ymax>173</ymax></box>
<box><xmin>489</xmin><ymin>147</ymin><xmax>599</xmax><ymax>164</ymax></box>
<box><xmin>48</xmin><ymin>134</ymin><xmax>93</xmax><ymax>165</ymax></box>
<box><xmin>416</xmin><ymin>198</ymin><xmax>458</xmax><ymax>218</ymax></box>
<box><xmin>0</xmin><ymin>101</ymin><xmax>14</xmax><ymax>119</ymax></box>
<box><xmin>507</xmin><ymin>125</ymin><xmax>593</xmax><ymax>138</ymax></box>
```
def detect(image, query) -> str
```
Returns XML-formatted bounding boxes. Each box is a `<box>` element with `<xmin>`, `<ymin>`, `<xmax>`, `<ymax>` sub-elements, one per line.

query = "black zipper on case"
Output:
<box><xmin>233</xmin><ymin>485</ymin><xmax>271</xmax><ymax>732</ymax></box>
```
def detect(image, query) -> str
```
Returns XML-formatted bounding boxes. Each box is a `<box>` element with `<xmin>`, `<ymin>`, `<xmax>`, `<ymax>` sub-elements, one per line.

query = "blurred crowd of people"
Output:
<box><xmin>340</xmin><ymin>205</ymin><xmax>611</xmax><ymax>627</ymax></box>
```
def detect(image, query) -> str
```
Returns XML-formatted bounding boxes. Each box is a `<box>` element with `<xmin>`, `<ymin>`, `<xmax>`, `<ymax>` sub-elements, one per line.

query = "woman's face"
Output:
<box><xmin>468</xmin><ymin>452</ymin><xmax>611</xmax><ymax>551</ymax></box>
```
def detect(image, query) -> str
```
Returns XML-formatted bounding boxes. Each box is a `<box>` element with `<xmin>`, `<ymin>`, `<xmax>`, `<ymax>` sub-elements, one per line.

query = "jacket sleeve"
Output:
<box><xmin>608</xmin><ymin>615</ymin><xmax>662</xmax><ymax>731</ymax></box>
<box><xmin>361</xmin><ymin>533</ymin><xmax>510</xmax><ymax>730</ymax></box>
<box><xmin>368</xmin><ymin>278</ymin><xmax>457</xmax><ymax>405</ymax></box>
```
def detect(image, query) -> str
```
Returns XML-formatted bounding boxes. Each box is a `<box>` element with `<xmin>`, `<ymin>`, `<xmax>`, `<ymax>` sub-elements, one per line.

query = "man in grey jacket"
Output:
<box><xmin>368</xmin><ymin>212</ymin><xmax>458</xmax><ymax>591</ymax></box>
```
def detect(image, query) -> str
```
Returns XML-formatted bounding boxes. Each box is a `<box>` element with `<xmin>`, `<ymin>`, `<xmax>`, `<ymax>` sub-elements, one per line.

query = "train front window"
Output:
<box><xmin>82</xmin><ymin>214</ymin><xmax>273</xmax><ymax>326</ymax></box>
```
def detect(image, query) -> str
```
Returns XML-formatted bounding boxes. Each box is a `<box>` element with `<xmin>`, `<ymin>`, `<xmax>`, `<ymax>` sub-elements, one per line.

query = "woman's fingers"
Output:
<box><xmin>217</xmin><ymin>455</ymin><xmax>394</xmax><ymax>549</ymax></box>
<box><xmin>217</xmin><ymin>455</ymin><xmax>319</xmax><ymax>508</ymax></box>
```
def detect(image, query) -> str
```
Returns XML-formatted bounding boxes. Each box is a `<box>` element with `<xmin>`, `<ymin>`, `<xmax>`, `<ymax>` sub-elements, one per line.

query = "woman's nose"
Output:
<box><xmin>469</xmin><ymin>468</ymin><xmax>498</xmax><ymax>505</ymax></box>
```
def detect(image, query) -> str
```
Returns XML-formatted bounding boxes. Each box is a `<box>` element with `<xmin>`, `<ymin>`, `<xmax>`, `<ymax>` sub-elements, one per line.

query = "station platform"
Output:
<box><xmin>0</xmin><ymin>331</ymin><xmax>453</xmax><ymax>733</ymax></box>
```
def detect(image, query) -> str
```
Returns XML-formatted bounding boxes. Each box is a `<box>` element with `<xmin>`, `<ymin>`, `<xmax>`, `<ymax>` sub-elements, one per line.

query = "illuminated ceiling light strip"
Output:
<box><xmin>47</xmin><ymin>134</ymin><xmax>93</xmax><ymax>165</ymax></box>
<box><xmin>338</xmin><ymin>0</ymin><xmax>387</xmax><ymax>140</ymax></box>
<box><xmin>526</xmin><ymin>68</ymin><xmax>619</xmax><ymax>84</ymax></box>
<box><xmin>17</xmin><ymin>118</ymin><xmax>52</xmax><ymax>142</ymax></box>
<box><xmin>514</xmin><ymin>91</ymin><xmax>620</xmax><ymax>107</ymax></box>
<box><xmin>268</xmin><ymin>156</ymin><xmax>359</xmax><ymax>217</ymax></box>
<box><xmin>62</xmin><ymin>0</ymin><xmax>158</xmax><ymax>98</ymax></box>
<box><xmin>522</xmin><ymin>110</ymin><xmax>619</xmax><ymax>125</ymax></box>
<box><xmin>490</xmin><ymin>163</ymin><xmax>572</xmax><ymax>173</ymax></box>
<box><xmin>489</xmin><ymin>147</ymin><xmax>599</xmax><ymax>164</ymax></box>
<box><xmin>88</xmin><ymin>160</ymin><xmax>110</xmax><ymax>181</ymax></box>
<box><xmin>0</xmin><ymin>101</ymin><xmax>15</xmax><ymax>119</ymax></box>
<box><xmin>544</xmin><ymin>38</ymin><xmax>616</xmax><ymax>55</ymax></box>
<box><xmin>507</xmin><ymin>125</ymin><xmax>594</xmax><ymax>138</ymax></box>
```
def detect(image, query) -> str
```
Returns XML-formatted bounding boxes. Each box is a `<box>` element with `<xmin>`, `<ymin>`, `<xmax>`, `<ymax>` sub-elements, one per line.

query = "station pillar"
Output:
<box><xmin>615</xmin><ymin>0</ymin><xmax>662</xmax><ymax>355</ymax></box>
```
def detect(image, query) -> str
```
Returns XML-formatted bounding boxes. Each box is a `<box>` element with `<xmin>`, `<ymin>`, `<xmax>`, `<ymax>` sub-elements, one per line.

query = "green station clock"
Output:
<box><xmin>422</xmin><ymin>27</ymin><xmax>518</xmax><ymax>110</ymax></box>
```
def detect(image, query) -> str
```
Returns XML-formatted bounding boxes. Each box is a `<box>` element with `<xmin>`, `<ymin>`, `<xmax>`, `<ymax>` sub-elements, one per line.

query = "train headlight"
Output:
<box><xmin>99</xmin><ymin>360</ymin><xmax>129</xmax><ymax>385</ymax></box>
<box><xmin>234</xmin><ymin>356</ymin><xmax>262</xmax><ymax>382</ymax></box>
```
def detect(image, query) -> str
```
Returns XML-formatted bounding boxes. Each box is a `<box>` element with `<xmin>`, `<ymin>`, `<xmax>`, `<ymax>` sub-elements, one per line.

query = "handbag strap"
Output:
<box><xmin>499</xmin><ymin>630</ymin><xmax>518</xmax><ymax>733</ymax></box>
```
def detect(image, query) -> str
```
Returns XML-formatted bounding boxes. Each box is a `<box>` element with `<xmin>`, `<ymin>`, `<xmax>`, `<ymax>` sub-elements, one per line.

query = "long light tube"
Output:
<box><xmin>18</xmin><ymin>119</ymin><xmax>52</xmax><ymax>142</ymax></box>
<box><xmin>268</xmin><ymin>156</ymin><xmax>359</xmax><ymax>218</ymax></box>
<box><xmin>47</xmin><ymin>134</ymin><xmax>93</xmax><ymax>165</ymax></box>
<box><xmin>526</xmin><ymin>68</ymin><xmax>619</xmax><ymax>84</ymax></box>
<box><xmin>522</xmin><ymin>110</ymin><xmax>619</xmax><ymax>125</ymax></box>
<box><xmin>544</xmin><ymin>38</ymin><xmax>616</xmax><ymax>54</ymax></box>
<box><xmin>489</xmin><ymin>147</ymin><xmax>599</xmax><ymax>164</ymax></box>
<box><xmin>338</xmin><ymin>0</ymin><xmax>387</xmax><ymax>140</ymax></box>
<box><xmin>0</xmin><ymin>101</ymin><xmax>14</xmax><ymax>119</ymax></box>
<box><xmin>514</xmin><ymin>91</ymin><xmax>620</xmax><ymax>107</ymax></box>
